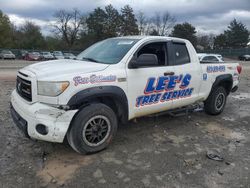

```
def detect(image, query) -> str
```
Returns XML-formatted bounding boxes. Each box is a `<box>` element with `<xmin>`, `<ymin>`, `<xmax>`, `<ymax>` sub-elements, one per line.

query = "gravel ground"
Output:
<box><xmin>0</xmin><ymin>60</ymin><xmax>250</xmax><ymax>188</ymax></box>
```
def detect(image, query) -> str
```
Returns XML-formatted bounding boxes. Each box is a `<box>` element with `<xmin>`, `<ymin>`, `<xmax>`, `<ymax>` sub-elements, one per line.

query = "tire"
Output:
<box><xmin>67</xmin><ymin>103</ymin><xmax>118</xmax><ymax>154</ymax></box>
<box><xmin>204</xmin><ymin>86</ymin><xmax>227</xmax><ymax>115</ymax></box>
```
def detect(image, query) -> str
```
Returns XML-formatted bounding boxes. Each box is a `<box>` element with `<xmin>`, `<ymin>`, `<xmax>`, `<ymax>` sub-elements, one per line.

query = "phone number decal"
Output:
<box><xmin>207</xmin><ymin>65</ymin><xmax>225</xmax><ymax>73</ymax></box>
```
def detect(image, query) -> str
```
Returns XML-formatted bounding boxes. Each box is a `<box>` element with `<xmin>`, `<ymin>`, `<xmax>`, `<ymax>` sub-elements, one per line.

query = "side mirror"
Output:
<box><xmin>130</xmin><ymin>54</ymin><xmax>158</xmax><ymax>68</ymax></box>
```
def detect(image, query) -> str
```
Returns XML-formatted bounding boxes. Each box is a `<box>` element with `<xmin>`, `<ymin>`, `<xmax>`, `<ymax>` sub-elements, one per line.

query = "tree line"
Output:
<box><xmin>0</xmin><ymin>5</ymin><xmax>249</xmax><ymax>51</ymax></box>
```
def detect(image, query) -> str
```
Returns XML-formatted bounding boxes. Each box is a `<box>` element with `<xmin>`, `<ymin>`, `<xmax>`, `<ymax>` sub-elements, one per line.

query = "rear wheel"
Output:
<box><xmin>67</xmin><ymin>103</ymin><xmax>117</xmax><ymax>154</ymax></box>
<box><xmin>204</xmin><ymin>86</ymin><xmax>227</xmax><ymax>115</ymax></box>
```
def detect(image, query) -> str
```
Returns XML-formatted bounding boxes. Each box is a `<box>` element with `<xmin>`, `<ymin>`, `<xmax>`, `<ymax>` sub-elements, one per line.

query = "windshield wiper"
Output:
<box><xmin>81</xmin><ymin>57</ymin><xmax>99</xmax><ymax>63</ymax></box>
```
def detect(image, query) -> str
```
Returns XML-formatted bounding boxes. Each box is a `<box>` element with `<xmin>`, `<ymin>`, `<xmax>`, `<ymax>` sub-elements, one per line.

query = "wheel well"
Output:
<box><xmin>212</xmin><ymin>74</ymin><xmax>233</xmax><ymax>95</ymax></box>
<box><xmin>72</xmin><ymin>96</ymin><xmax>128</xmax><ymax>125</ymax></box>
<box><xmin>67</xmin><ymin>86</ymin><xmax>129</xmax><ymax>128</ymax></box>
<box><xmin>64</xmin><ymin>95</ymin><xmax>127</xmax><ymax>143</ymax></box>
<box><xmin>217</xmin><ymin>80</ymin><xmax>232</xmax><ymax>95</ymax></box>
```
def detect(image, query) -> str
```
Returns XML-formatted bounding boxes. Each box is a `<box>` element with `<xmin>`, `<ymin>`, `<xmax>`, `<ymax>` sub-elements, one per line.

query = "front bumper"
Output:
<box><xmin>10</xmin><ymin>90</ymin><xmax>77</xmax><ymax>143</ymax></box>
<box><xmin>10</xmin><ymin>103</ymin><xmax>29</xmax><ymax>138</ymax></box>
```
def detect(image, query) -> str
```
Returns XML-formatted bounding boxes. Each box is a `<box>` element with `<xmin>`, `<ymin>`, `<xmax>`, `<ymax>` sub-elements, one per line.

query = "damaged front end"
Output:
<box><xmin>10</xmin><ymin>90</ymin><xmax>77</xmax><ymax>143</ymax></box>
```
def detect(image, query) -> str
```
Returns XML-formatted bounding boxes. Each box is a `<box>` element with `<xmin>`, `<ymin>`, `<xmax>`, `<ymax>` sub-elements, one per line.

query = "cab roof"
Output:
<box><xmin>114</xmin><ymin>35</ymin><xmax>187</xmax><ymax>42</ymax></box>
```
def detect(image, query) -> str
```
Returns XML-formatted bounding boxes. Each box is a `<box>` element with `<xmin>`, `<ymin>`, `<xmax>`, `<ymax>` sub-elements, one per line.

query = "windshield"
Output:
<box><xmin>77</xmin><ymin>38</ymin><xmax>139</xmax><ymax>64</ymax></box>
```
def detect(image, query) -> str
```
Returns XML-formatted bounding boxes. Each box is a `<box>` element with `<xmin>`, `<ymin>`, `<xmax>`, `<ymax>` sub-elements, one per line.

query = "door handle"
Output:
<box><xmin>164</xmin><ymin>72</ymin><xmax>175</xmax><ymax>76</ymax></box>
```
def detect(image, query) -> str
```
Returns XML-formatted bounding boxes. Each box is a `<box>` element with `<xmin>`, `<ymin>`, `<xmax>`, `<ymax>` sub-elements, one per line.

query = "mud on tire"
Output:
<box><xmin>204</xmin><ymin>86</ymin><xmax>227</xmax><ymax>115</ymax></box>
<box><xmin>67</xmin><ymin>103</ymin><xmax>117</xmax><ymax>154</ymax></box>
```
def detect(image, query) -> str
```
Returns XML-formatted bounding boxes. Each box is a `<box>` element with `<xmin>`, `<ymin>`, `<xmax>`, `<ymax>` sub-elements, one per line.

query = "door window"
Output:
<box><xmin>172</xmin><ymin>43</ymin><xmax>190</xmax><ymax>65</ymax></box>
<box><xmin>136</xmin><ymin>42</ymin><xmax>167</xmax><ymax>66</ymax></box>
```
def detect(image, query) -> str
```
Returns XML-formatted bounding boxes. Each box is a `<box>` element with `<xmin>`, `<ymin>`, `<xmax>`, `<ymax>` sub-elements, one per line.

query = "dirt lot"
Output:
<box><xmin>0</xmin><ymin>60</ymin><xmax>250</xmax><ymax>188</ymax></box>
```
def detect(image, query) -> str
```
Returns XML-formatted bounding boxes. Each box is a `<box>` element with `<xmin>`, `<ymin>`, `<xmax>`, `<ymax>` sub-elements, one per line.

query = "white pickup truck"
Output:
<box><xmin>10</xmin><ymin>36</ymin><xmax>242</xmax><ymax>154</ymax></box>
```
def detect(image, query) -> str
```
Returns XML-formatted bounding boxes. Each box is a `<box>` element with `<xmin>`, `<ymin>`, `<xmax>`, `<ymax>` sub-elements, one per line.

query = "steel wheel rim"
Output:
<box><xmin>215</xmin><ymin>93</ymin><xmax>225</xmax><ymax>111</ymax></box>
<box><xmin>82</xmin><ymin>115</ymin><xmax>111</xmax><ymax>147</ymax></box>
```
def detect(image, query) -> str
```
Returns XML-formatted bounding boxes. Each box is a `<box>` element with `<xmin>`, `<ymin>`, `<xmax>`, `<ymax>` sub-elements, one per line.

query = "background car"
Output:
<box><xmin>0</xmin><ymin>50</ymin><xmax>16</xmax><ymax>59</ymax></box>
<box><xmin>20</xmin><ymin>50</ymin><xmax>28</xmax><ymax>59</ymax></box>
<box><xmin>41</xmin><ymin>51</ymin><xmax>54</xmax><ymax>60</ymax></box>
<box><xmin>239</xmin><ymin>54</ymin><xmax>250</xmax><ymax>61</ymax></box>
<box><xmin>64</xmin><ymin>52</ymin><xmax>76</xmax><ymax>59</ymax></box>
<box><xmin>53</xmin><ymin>51</ymin><xmax>64</xmax><ymax>59</ymax></box>
<box><xmin>24</xmin><ymin>52</ymin><xmax>41</xmax><ymax>61</ymax></box>
<box><xmin>198</xmin><ymin>53</ymin><xmax>224</xmax><ymax>62</ymax></box>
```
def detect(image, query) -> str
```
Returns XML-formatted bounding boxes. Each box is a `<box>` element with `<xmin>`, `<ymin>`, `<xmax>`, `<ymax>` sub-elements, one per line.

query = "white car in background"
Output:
<box><xmin>41</xmin><ymin>52</ymin><xmax>54</xmax><ymax>60</ymax></box>
<box><xmin>0</xmin><ymin>50</ymin><xmax>16</xmax><ymax>59</ymax></box>
<box><xmin>198</xmin><ymin>53</ymin><xmax>224</xmax><ymax>62</ymax></box>
<box><xmin>64</xmin><ymin>53</ymin><xmax>76</xmax><ymax>59</ymax></box>
<box><xmin>53</xmin><ymin>51</ymin><xmax>64</xmax><ymax>59</ymax></box>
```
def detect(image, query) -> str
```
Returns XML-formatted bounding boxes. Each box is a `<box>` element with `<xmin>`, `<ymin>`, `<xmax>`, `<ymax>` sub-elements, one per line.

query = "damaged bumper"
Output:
<box><xmin>10</xmin><ymin>90</ymin><xmax>77</xmax><ymax>143</ymax></box>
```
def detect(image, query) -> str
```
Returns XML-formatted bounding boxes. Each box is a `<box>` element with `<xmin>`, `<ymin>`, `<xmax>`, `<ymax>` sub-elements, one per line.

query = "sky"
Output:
<box><xmin>0</xmin><ymin>0</ymin><xmax>250</xmax><ymax>36</ymax></box>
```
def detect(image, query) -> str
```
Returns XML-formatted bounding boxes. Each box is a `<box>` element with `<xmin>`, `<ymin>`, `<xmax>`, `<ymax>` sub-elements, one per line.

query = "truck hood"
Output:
<box><xmin>21</xmin><ymin>59</ymin><xmax>109</xmax><ymax>78</ymax></box>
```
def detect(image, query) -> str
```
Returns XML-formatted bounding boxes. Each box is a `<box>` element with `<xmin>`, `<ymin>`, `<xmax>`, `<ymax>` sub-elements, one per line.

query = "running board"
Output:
<box><xmin>168</xmin><ymin>104</ymin><xmax>204</xmax><ymax>117</ymax></box>
<box><xmin>148</xmin><ymin>103</ymin><xmax>204</xmax><ymax>118</ymax></box>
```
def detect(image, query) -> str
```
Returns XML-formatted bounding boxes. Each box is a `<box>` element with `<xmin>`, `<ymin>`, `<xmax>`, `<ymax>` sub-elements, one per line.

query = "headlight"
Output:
<box><xmin>37</xmin><ymin>81</ymin><xmax>69</xmax><ymax>96</ymax></box>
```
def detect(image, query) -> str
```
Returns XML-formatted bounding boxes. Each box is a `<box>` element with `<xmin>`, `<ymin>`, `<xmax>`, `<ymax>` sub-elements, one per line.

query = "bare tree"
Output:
<box><xmin>151</xmin><ymin>12</ymin><xmax>176</xmax><ymax>36</ymax></box>
<box><xmin>197</xmin><ymin>33</ymin><xmax>215</xmax><ymax>50</ymax></box>
<box><xmin>152</xmin><ymin>13</ymin><xmax>161</xmax><ymax>35</ymax></box>
<box><xmin>52</xmin><ymin>9</ymin><xmax>85</xmax><ymax>49</ymax></box>
<box><xmin>137</xmin><ymin>11</ymin><xmax>146</xmax><ymax>35</ymax></box>
<box><xmin>160</xmin><ymin>12</ymin><xmax>176</xmax><ymax>36</ymax></box>
<box><xmin>144</xmin><ymin>20</ymin><xmax>154</xmax><ymax>35</ymax></box>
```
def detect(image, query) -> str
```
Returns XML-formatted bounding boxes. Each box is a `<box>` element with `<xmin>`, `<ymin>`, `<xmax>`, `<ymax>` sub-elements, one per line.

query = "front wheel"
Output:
<box><xmin>204</xmin><ymin>86</ymin><xmax>227</xmax><ymax>115</ymax></box>
<box><xmin>67</xmin><ymin>103</ymin><xmax>117</xmax><ymax>154</ymax></box>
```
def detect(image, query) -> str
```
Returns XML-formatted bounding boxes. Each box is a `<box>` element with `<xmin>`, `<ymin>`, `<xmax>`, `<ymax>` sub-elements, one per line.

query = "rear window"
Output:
<box><xmin>202</xmin><ymin>56</ymin><xmax>218</xmax><ymax>61</ymax></box>
<box><xmin>173</xmin><ymin>43</ymin><xmax>190</xmax><ymax>65</ymax></box>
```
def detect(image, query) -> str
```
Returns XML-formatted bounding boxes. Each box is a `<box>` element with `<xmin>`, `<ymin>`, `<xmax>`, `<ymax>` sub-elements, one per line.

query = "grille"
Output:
<box><xmin>16</xmin><ymin>76</ymin><xmax>32</xmax><ymax>101</ymax></box>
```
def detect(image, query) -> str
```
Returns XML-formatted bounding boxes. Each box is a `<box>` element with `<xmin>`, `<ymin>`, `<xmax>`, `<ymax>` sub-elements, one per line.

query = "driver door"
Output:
<box><xmin>126</xmin><ymin>41</ymin><xmax>175</xmax><ymax>119</ymax></box>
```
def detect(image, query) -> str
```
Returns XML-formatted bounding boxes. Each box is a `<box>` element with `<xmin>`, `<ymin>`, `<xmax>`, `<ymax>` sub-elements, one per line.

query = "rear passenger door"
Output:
<box><xmin>168</xmin><ymin>41</ymin><xmax>202</xmax><ymax>108</ymax></box>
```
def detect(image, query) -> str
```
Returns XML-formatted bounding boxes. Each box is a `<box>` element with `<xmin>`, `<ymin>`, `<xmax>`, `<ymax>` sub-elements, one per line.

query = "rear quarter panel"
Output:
<box><xmin>199</xmin><ymin>62</ymin><xmax>240</xmax><ymax>100</ymax></box>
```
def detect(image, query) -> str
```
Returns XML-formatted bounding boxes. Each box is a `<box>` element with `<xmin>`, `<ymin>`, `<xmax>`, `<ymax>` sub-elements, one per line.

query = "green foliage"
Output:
<box><xmin>214</xmin><ymin>19</ymin><xmax>249</xmax><ymax>49</ymax></box>
<box><xmin>225</xmin><ymin>19</ymin><xmax>249</xmax><ymax>48</ymax></box>
<box><xmin>214</xmin><ymin>34</ymin><xmax>227</xmax><ymax>49</ymax></box>
<box><xmin>44</xmin><ymin>36</ymin><xmax>63</xmax><ymax>51</ymax></box>
<box><xmin>171</xmin><ymin>22</ymin><xmax>197</xmax><ymax>47</ymax></box>
<box><xmin>104</xmin><ymin>5</ymin><xmax>122</xmax><ymax>37</ymax></box>
<box><xmin>0</xmin><ymin>10</ymin><xmax>13</xmax><ymax>48</ymax></box>
<box><xmin>86</xmin><ymin>4</ymin><xmax>140</xmax><ymax>40</ymax></box>
<box><xmin>120</xmin><ymin>5</ymin><xmax>139</xmax><ymax>36</ymax></box>
<box><xmin>0</xmin><ymin>12</ymin><xmax>45</xmax><ymax>50</ymax></box>
<box><xmin>86</xmin><ymin>7</ymin><xmax>108</xmax><ymax>41</ymax></box>
<box><xmin>85</xmin><ymin>4</ymin><xmax>138</xmax><ymax>45</ymax></box>
<box><xmin>1</xmin><ymin>8</ymin><xmax>249</xmax><ymax>51</ymax></box>
<box><xmin>86</xmin><ymin>5</ymin><xmax>122</xmax><ymax>41</ymax></box>
<box><xmin>18</xmin><ymin>21</ymin><xmax>45</xmax><ymax>49</ymax></box>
